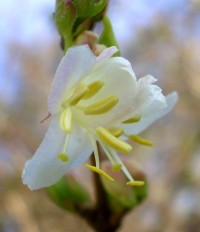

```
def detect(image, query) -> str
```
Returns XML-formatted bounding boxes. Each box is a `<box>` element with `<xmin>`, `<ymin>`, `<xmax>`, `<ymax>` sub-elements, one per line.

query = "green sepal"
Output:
<box><xmin>99</xmin><ymin>16</ymin><xmax>120</xmax><ymax>56</ymax></box>
<box><xmin>47</xmin><ymin>176</ymin><xmax>90</xmax><ymax>212</ymax></box>
<box><xmin>55</xmin><ymin>0</ymin><xmax>77</xmax><ymax>51</ymax></box>
<box><xmin>72</xmin><ymin>0</ymin><xmax>107</xmax><ymax>18</ymax></box>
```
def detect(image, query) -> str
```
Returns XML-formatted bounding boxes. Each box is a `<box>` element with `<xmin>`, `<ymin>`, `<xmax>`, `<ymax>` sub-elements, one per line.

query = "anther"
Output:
<box><xmin>82</xmin><ymin>81</ymin><xmax>104</xmax><ymax>99</ymax></box>
<box><xmin>129</xmin><ymin>134</ymin><xmax>153</xmax><ymax>146</ymax></box>
<box><xmin>123</xmin><ymin>115</ymin><xmax>141</xmax><ymax>123</ymax></box>
<box><xmin>107</xmin><ymin>127</ymin><xmax>124</xmax><ymax>137</ymax></box>
<box><xmin>127</xmin><ymin>180</ymin><xmax>145</xmax><ymax>186</ymax></box>
<box><xmin>69</xmin><ymin>84</ymin><xmax>89</xmax><ymax>106</ymax></box>
<box><xmin>84</xmin><ymin>96</ymin><xmax>119</xmax><ymax>115</ymax></box>
<box><xmin>96</xmin><ymin>127</ymin><xmax>132</xmax><ymax>153</ymax></box>
<box><xmin>59</xmin><ymin>108</ymin><xmax>72</xmax><ymax>133</ymax></box>
<box><xmin>57</xmin><ymin>153</ymin><xmax>69</xmax><ymax>162</ymax></box>
<box><xmin>112</xmin><ymin>164</ymin><xmax>122</xmax><ymax>171</ymax></box>
<box><xmin>86</xmin><ymin>164</ymin><xmax>114</xmax><ymax>181</ymax></box>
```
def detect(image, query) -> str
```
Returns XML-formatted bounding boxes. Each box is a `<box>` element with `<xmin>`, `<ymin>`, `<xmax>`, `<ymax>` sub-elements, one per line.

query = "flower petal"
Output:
<box><xmin>121</xmin><ymin>92</ymin><xmax>178</xmax><ymax>135</ymax></box>
<box><xmin>76</xmin><ymin>57</ymin><xmax>138</xmax><ymax>127</ymax></box>
<box><xmin>22</xmin><ymin>115</ymin><xmax>92</xmax><ymax>190</ymax></box>
<box><xmin>97</xmin><ymin>46</ymin><xmax>118</xmax><ymax>62</ymax></box>
<box><xmin>65</xmin><ymin>124</ymin><xmax>93</xmax><ymax>170</ymax></box>
<box><xmin>127</xmin><ymin>75</ymin><xmax>166</xmax><ymax>118</ymax></box>
<box><xmin>48</xmin><ymin>45</ymin><xmax>97</xmax><ymax>114</ymax></box>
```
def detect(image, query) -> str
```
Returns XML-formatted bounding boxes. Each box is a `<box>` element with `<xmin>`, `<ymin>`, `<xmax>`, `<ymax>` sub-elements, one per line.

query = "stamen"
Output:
<box><xmin>106</xmin><ymin>147</ymin><xmax>135</xmax><ymax>182</ymax></box>
<box><xmin>107</xmin><ymin>127</ymin><xmax>124</xmax><ymax>137</ymax></box>
<box><xmin>89</xmin><ymin>135</ymin><xmax>100</xmax><ymax>168</ymax></box>
<box><xmin>123</xmin><ymin>115</ymin><xmax>141</xmax><ymax>123</ymax></box>
<box><xmin>59</xmin><ymin>108</ymin><xmax>72</xmax><ymax>132</ymax></box>
<box><xmin>127</xmin><ymin>180</ymin><xmax>145</xmax><ymax>186</ymax></box>
<box><xmin>68</xmin><ymin>84</ymin><xmax>89</xmax><ymax>106</ymax></box>
<box><xmin>82</xmin><ymin>81</ymin><xmax>104</xmax><ymax>99</ymax></box>
<box><xmin>112</xmin><ymin>164</ymin><xmax>122</xmax><ymax>171</ymax></box>
<box><xmin>98</xmin><ymin>140</ymin><xmax>119</xmax><ymax>166</ymax></box>
<box><xmin>129</xmin><ymin>134</ymin><xmax>153</xmax><ymax>146</ymax></box>
<box><xmin>57</xmin><ymin>153</ymin><xmax>69</xmax><ymax>162</ymax></box>
<box><xmin>96</xmin><ymin>127</ymin><xmax>132</xmax><ymax>153</ymax></box>
<box><xmin>84</xmin><ymin>96</ymin><xmax>119</xmax><ymax>115</ymax></box>
<box><xmin>86</xmin><ymin>164</ymin><xmax>114</xmax><ymax>181</ymax></box>
<box><xmin>103</xmin><ymin>146</ymin><xmax>143</xmax><ymax>186</ymax></box>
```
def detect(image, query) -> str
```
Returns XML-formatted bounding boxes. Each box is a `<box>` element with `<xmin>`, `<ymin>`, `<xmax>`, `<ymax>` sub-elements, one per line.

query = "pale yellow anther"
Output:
<box><xmin>84</xmin><ymin>96</ymin><xmax>119</xmax><ymax>115</ymax></box>
<box><xmin>107</xmin><ymin>127</ymin><xmax>124</xmax><ymax>137</ymax></box>
<box><xmin>82</xmin><ymin>81</ymin><xmax>104</xmax><ymax>100</ymax></box>
<box><xmin>129</xmin><ymin>134</ymin><xmax>153</xmax><ymax>147</ymax></box>
<box><xmin>60</xmin><ymin>108</ymin><xmax>72</xmax><ymax>133</ymax></box>
<box><xmin>57</xmin><ymin>153</ymin><xmax>69</xmax><ymax>162</ymax></box>
<box><xmin>96</xmin><ymin>127</ymin><xmax>132</xmax><ymax>153</ymax></box>
<box><xmin>112</xmin><ymin>164</ymin><xmax>122</xmax><ymax>171</ymax></box>
<box><xmin>69</xmin><ymin>84</ymin><xmax>89</xmax><ymax>106</ymax></box>
<box><xmin>86</xmin><ymin>164</ymin><xmax>114</xmax><ymax>181</ymax></box>
<box><xmin>127</xmin><ymin>180</ymin><xmax>145</xmax><ymax>186</ymax></box>
<box><xmin>123</xmin><ymin>115</ymin><xmax>141</xmax><ymax>123</ymax></box>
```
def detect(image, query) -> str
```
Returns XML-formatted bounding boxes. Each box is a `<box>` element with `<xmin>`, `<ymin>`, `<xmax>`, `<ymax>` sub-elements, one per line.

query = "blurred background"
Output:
<box><xmin>1</xmin><ymin>0</ymin><xmax>200</xmax><ymax>231</ymax></box>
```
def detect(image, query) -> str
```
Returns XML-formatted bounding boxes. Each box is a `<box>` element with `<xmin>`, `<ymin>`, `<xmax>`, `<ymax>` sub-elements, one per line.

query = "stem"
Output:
<box><xmin>77</xmin><ymin>148</ymin><xmax>124</xmax><ymax>232</ymax></box>
<box><xmin>90</xmin><ymin>146</ymin><xmax>110</xmax><ymax>216</ymax></box>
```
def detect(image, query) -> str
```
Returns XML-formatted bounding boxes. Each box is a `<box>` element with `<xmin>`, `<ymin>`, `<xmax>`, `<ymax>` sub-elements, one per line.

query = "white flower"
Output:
<box><xmin>22</xmin><ymin>45</ymin><xmax>178</xmax><ymax>190</ymax></box>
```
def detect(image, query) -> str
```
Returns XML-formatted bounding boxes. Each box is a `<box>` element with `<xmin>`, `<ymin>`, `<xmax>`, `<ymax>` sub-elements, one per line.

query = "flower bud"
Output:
<box><xmin>47</xmin><ymin>174</ymin><xmax>91</xmax><ymax>212</ymax></box>
<box><xmin>73</xmin><ymin>0</ymin><xmax>107</xmax><ymax>18</ymax></box>
<box><xmin>100</xmin><ymin>159</ymin><xmax>148</xmax><ymax>213</ymax></box>
<box><xmin>55</xmin><ymin>0</ymin><xmax>77</xmax><ymax>50</ymax></box>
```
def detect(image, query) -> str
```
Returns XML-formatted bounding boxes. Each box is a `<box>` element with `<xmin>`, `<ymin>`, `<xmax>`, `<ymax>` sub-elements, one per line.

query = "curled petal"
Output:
<box><xmin>48</xmin><ymin>45</ymin><xmax>97</xmax><ymax>114</ymax></box>
<box><xmin>128</xmin><ymin>75</ymin><xmax>166</xmax><ymax>117</ymax></box>
<box><xmin>97</xmin><ymin>46</ymin><xmax>118</xmax><ymax>62</ymax></box>
<box><xmin>22</xmin><ymin>116</ymin><xmax>92</xmax><ymax>190</ymax></box>
<box><xmin>121</xmin><ymin>92</ymin><xmax>178</xmax><ymax>135</ymax></box>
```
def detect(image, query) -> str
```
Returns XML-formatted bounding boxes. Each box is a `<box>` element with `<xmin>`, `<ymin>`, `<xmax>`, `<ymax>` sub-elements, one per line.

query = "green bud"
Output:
<box><xmin>72</xmin><ymin>0</ymin><xmax>107</xmax><ymax>18</ymax></box>
<box><xmin>55</xmin><ymin>0</ymin><xmax>77</xmax><ymax>51</ymax></box>
<box><xmin>47</xmin><ymin>175</ymin><xmax>90</xmax><ymax>212</ymax></box>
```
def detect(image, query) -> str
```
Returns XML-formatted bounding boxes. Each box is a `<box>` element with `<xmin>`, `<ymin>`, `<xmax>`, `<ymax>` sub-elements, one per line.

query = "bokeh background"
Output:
<box><xmin>1</xmin><ymin>0</ymin><xmax>200</xmax><ymax>231</ymax></box>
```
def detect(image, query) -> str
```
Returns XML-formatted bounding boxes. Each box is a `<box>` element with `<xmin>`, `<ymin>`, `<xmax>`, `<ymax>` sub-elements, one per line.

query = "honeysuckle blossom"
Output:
<box><xmin>22</xmin><ymin>45</ymin><xmax>178</xmax><ymax>190</ymax></box>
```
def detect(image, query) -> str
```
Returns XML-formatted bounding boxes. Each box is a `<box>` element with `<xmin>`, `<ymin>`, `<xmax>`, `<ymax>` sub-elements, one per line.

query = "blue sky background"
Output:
<box><xmin>0</xmin><ymin>0</ymin><xmax>193</xmax><ymax>104</ymax></box>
